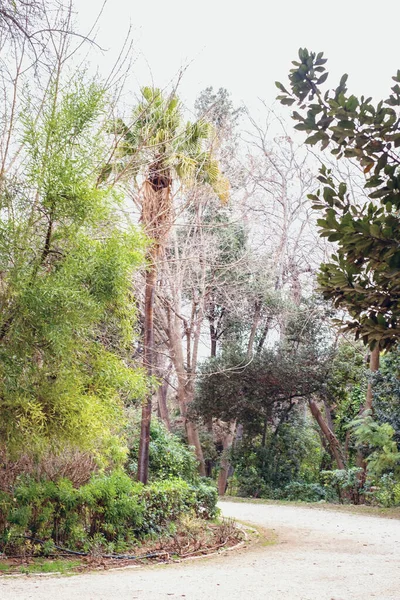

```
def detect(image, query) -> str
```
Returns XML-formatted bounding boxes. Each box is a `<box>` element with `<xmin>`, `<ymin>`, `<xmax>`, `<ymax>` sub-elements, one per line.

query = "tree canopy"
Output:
<box><xmin>0</xmin><ymin>78</ymin><xmax>148</xmax><ymax>458</ymax></box>
<box><xmin>277</xmin><ymin>49</ymin><xmax>400</xmax><ymax>350</ymax></box>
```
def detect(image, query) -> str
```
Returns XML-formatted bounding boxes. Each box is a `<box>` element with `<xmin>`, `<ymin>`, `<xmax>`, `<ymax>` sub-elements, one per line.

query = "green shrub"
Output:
<box><xmin>231</xmin><ymin>414</ymin><xmax>325</xmax><ymax>498</ymax></box>
<box><xmin>367</xmin><ymin>473</ymin><xmax>400</xmax><ymax>507</ymax></box>
<box><xmin>233</xmin><ymin>467</ymin><xmax>270</xmax><ymax>499</ymax></box>
<box><xmin>321</xmin><ymin>468</ymin><xmax>363</xmax><ymax>503</ymax></box>
<box><xmin>233</xmin><ymin>477</ymin><xmax>330</xmax><ymax>503</ymax></box>
<box><xmin>0</xmin><ymin>469</ymin><xmax>218</xmax><ymax>556</ymax></box>
<box><xmin>140</xmin><ymin>479</ymin><xmax>194</xmax><ymax>533</ymax></box>
<box><xmin>128</xmin><ymin>419</ymin><xmax>199</xmax><ymax>483</ymax></box>
<box><xmin>78</xmin><ymin>470</ymin><xmax>144</xmax><ymax>540</ymax></box>
<box><xmin>280</xmin><ymin>481</ymin><xmax>330</xmax><ymax>502</ymax></box>
<box><xmin>191</xmin><ymin>480</ymin><xmax>219</xmax><ymax>519</ymax></box>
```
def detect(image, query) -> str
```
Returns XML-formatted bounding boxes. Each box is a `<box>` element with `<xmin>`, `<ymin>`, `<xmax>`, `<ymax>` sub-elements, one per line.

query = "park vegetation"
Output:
<box><xmin>0</xmin><ymin>1</ymin><xmax>400</xmax><ymax>563</ymax></box>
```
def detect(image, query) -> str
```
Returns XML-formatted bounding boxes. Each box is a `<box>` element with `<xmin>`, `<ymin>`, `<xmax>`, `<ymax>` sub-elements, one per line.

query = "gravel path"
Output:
<box><xmin>1</xmin><ymin>500</ymin><xmax>399</xmax><ymax>600</ymax></box>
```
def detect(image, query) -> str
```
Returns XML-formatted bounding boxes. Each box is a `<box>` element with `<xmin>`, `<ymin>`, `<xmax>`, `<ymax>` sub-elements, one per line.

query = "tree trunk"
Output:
<box><xmin>157</xmin><ymin>369</ymin><xmax>171</xmax><ymax>431</ymax></box>
<box><xmin>168</xmin><ymin>313</ymin><xmax>206</xmax><ymax>475</ymax></box>
<box><xmin>308</xmin><ymin>398</ymin><xmax>346</xmax><ymax>470</ymax></box>
<box><xmin>210</xmin><ymin>320</ymin><xmax>217</xmax><ymax>358</ymax></box>
<box><xmin>355</xmin><ymin>346</ymin><xmax>380</xmax><ymax>498</ymax></box>
<box><xmin>261</xmin><ymin>417</ymin><xmax>268</xmax><ymax>447</ymax></box>
<box><xmin>187</xmin><ymin>420</ymin><xmax>206</xmax><ymax>476</ymax></box>
<box><xmin>256</xmin><ymin>315</ymin><xmax>272</xmax><ymax>354</ymax></box>
<box><xmin>170</xmin><ymin>347</ymin><xmax>206</xmax><ymax>472</ymax></box>
<box><xmin>247</xmin><ymin>301</ymin><xmax>261</xmax><ymax>358</ymax></box>
<box><xmin>181</xmin><ymin>383</ymin><xmax>206</xmax><ymax>476</ymax></box>
<box><xmin>323</xmin><ymin>398</ymin><xmax>335</xmax><ymax>433</ymax></box>
<box><xmin>137</xmin><ymin>258</ymin><xmax>157</xmax><ymax>484</ymax></box>
<box><xmin>217</xmin><ymin>422</ymin><xmax>236</xmax><ymax>495</ymax></box>
<box><xmin>364</xmin><ymin>346</ymin><xmax>380</xmax><ymax>412</ymax></box>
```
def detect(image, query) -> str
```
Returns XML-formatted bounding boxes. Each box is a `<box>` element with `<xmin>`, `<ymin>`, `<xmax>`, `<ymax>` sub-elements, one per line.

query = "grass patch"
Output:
<box><xmin>0</xmin><ymin>558</ymin><xmax>81</xmax><ymax>575</ymax></box>
<box><xmin>221</xmin><ymin>496</ymin><xmax>400</xmax><ymax>520</ymax></box>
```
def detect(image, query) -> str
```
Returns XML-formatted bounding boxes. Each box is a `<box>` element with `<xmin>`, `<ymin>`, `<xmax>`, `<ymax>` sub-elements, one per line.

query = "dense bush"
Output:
<box><xmin>127</xmin><ymin>419</ymin><xmax>199</xmax><ymax>483</ymax></box>
<box><xmin>0</xmin><ymin>470</ymin><xmax>218</xmax><ymax>556</ymax></box>
<box><xmin>373</xmin><ymin>349</ymin><xmax>400</xmax><ymax>444</ymax></box>
<box><xmin>231</xmin><ymin>413</ymin><xmax>325</xmax><ymax>498</ymax></box>
<box><xmin>139</xmin><ymin>478</ymin><xmax>194</xmax><ymax>533</ymax></box>
<box><xmin>231</xmin><ymin>469</ymin><xmax>270</xmax><ymax>499</ymax></box>
<box><xmin>320</xmin><ymin>468</ymin><xmax>365</xmax><ymax>504</ymax></box>
<box><xmin>368</xmin><ymin>473</ymin><xmax>400</xmax><ymax>507</ymax></box>
<box><xmin>191</xmin><ymin>480</ymin><xmax>219</xmax><ymax>518</ymax></box>
<box><xmin>280</xmin><ymin>482</ymin><xmax>330</xmax><ymax>502</ymax></box>
<box><xmin>232</xmin><ymin>476</ymin><xmax>330</xmax><ymax>503</ymax></box>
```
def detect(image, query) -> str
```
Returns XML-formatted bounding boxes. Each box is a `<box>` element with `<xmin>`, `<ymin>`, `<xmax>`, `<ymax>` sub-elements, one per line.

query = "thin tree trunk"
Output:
<box><xmin>168</xmin><ymin>311</ymin><xmax>206</xmax><ymax>475</ymax></box>
<box><xmin>344</xmin><ymin>430</ymin><xmax>351</xmax><ymax>463</ymax></box>
<box><xmin>157</xmin><ymin>368</ymin><xmax>171</xmax><ymax>431</ymax></box>
<box><xmin>218</xmin><ymin>301</ymin><xmax>262</xmax><ymax>490</ymax></box>
<box><xmin>365</xmin><ymin>346</ymin><xmax>380</xmax><ymax>412</ymax></box>
<box><xmin>209</xmin><ymin>318</ymin><xmax>217</xmax><ymax>358</ymax></box>
<box><xmin>187</xmin><ymin>421</ymin><xmax>206</xmax><ymax>476</ymax></box>
<box><xmin>323</xmin><ymin>398</ymin><xmax>335</xmax><ymax>433</ymax></box>
<box><xmin>217</xmin><ymin>422</ymin><xmax>236</xmax><ymax>495</ymax></box>
<box><xmin>256</xmin><ymin>315</ymin><xmax>273</xmax><ymax>354</ymax></box>
<box><xmin>234</xmin><ymin>423</ymin><xmax>243</xmax><ymax>446</ymax></box>
<box><xmin>183</xmin><ymin>383</ymin><xmax>206</xmax><ymax>476</ymax></box>
<box><xmin>247</xmin><ymin>300</ymin><xmax>261</xmax><ymax>358</ymax></box>
<box><xmin>154</xmin><ymin>350</ymin><xmax>172</xmax><ymax>430</ymax></box>
<box><xmin>261</xmin><ymin>417</ymin><xmax>268</xmax><ymax>447</ymax></box>
<box><xmin>137</xmin><ymin>258</ymin><xmax>157</xmax><ymax>484</ymax></box>
<box><xmin>308</xmin><ymin>398</ymin><xmax>346</xmax><ymax>470</ymax></box>
<box><xmin>355</xmin><ymin>346</ymin><xmax>380</xmax><ymax>499</ymax></box>
<box><xmin>206</xmin><ymin>306</ymin><xmax>222</xmax><ymax>437</ymax></box>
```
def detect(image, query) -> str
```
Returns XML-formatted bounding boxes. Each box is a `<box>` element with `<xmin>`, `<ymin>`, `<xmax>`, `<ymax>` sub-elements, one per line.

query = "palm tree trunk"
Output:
<box><xmin>137</xmin><ymin>258</ymin><xmax>157</xmax><ymax>484</ymax></box>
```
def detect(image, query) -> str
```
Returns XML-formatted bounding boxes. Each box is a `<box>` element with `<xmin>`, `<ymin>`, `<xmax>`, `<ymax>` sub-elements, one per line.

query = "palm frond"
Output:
<box><xmin>174</xmin><ymin>153</ymin><xmax>197</xmax><ymax>182</ymax></box>
<box><xmin>108</xmin><ymin>87</ymin><xmax>228</xmax><ymax>203</ymax></box>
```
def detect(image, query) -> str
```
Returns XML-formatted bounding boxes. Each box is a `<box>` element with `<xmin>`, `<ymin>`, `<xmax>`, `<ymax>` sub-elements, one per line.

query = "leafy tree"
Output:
<box><xmin>277</xmin><ymin>48</ymin><xmax>400</xmax><ymax>350</ymax></box>
<box><xmin>326</xmin><ymin>342</ymin><xmax>367</xmax><ymax>443</ymax></box>
<box><xmin>231</xmin><ymin>409</ymin><xmax>325</xmax><ymax>498</ymax></box>
<box><xmin>373</xmin><ymin>347</ymin><xmax>400</xmax><ymax>443</ymax></box>
<box><xmin>0</xmin><ymin>78</ymin><xmax>148</xmax><ymax>459</ymax></box>
<box><xmin>194</xmin><ymin>299</ymin><xmax>332</xmax><ymax>439</ymax></box>
<box><xmin>110</xmin><ymin>87</ymin><xmax>228</xmax><ymax>482</ymax></box>
<box><xmin>195</xmin><ymin>87</ymin><xmax>243</xmax><ymax>135</ymax></box>
<box><xmin>348</xmin><ymin>413</ymin><xmax>400</xmax><ymax>478</ymax></box>
<box><xmin>194</xmin><ymin>86</ymin><xmax>244</xmax><ymax>188</ymax></box>
<box><xmin>194</xmin><ymin>344</ymin><xmax>326</xmax><ymax>433</ymax></box>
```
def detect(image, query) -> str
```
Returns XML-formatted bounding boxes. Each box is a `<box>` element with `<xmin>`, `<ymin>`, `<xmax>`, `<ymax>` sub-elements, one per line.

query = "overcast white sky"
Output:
<box><xmin>76</xmin><ymin>0</ymin><xmax>400</xmax><ymax>115</ymax></box>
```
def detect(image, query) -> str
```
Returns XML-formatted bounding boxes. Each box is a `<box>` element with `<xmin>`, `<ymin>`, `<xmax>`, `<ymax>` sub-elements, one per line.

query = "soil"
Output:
<box><xmin>1</xmin><ymin>500</ymin><xmax>399</xmax><ymax>599</ymax></box>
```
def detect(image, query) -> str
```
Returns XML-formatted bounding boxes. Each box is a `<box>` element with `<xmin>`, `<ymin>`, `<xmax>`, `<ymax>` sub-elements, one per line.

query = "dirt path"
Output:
<box><xmin>1</xmin><ymin>500</ymin><xmax>399</xmax><ymax>600</ymax></box>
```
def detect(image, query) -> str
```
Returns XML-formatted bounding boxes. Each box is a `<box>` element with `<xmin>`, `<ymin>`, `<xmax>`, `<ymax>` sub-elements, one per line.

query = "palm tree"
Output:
<box><xmin>111</xmin><ymin>87</ymin><xmax>228</xmax><ymax>483</ymax></box>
